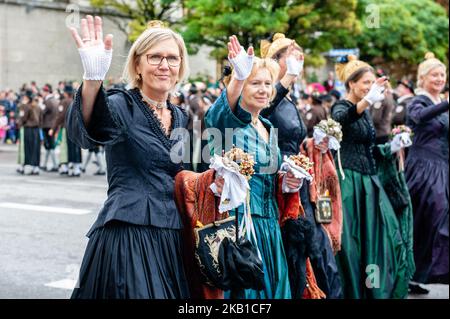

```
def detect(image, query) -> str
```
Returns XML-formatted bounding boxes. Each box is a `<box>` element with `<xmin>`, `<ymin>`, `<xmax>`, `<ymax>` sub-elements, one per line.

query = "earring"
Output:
<box><xmin>136</xmin><ymin>74</ymin><xmax>142</xmax><ymax>81</ymax></box>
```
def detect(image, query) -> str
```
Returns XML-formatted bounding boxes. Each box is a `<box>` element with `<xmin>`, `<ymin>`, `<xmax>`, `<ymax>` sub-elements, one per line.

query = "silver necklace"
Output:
<box><xmin>140</xmin><ymin>90</ymin><xmax>167</xmax><ymax>109</ymax></box>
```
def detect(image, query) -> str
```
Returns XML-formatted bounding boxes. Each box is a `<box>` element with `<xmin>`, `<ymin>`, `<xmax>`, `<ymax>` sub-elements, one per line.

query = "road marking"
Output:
<box><xmin>0</xmin><ymin>202</ymin><xmax>91</xmax><ymax>215</ymax></box>
<box><xmin>45</xmin><ymin>279</ymin><xmax>77</xmax><ymax>290</ymax></box>
<box><xmin>0</xmin><ymin>176</ymin><xmax>107</xmax><ymax>189</ymax></box>
<box><xmin>26</xmin><ymin>179</ymin><xmax>107</xmax><ymax>189</ymax></box>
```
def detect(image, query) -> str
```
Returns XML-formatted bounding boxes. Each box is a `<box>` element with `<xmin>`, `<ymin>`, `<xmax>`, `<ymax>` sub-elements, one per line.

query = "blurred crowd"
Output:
<box><xmin>1</xmin><ymin>70</ymin><xmax>448</xmax><ymax>176</ymax></box>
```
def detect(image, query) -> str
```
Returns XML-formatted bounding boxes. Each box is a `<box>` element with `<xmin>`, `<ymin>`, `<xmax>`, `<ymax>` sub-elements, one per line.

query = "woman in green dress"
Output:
<box><xmin>205</xmin><ymin>35</ymin><xmax>301</xmax><ymax>299</ymax></box>
<box><xmin>331</xmin><ymin>55</ymin><xmax>410</xmax><ymax>299</ymax></box>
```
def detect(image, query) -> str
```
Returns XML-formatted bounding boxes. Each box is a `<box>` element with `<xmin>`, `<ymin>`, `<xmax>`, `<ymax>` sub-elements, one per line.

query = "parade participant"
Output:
<box><xmin>323</xmin><ymin>71</ymin><xmax>336</xmax><ymax>93</ymax></box>
<box><xmin>300</xmin><ymin>119</ymin><xmax>344</xmax><ymax>255</ymax></box>
<box><xmin>67</xmin><ymin>16</ymin><xmax>190</xmax><ymax>298</ymax></box>
<box><xmin>331</xmin><ymin>55</ymin><xmax>410</xmax><ymax>298</ymax></box>
<box><xmin>392</xmin><ymin>79</ymin><xmax>415</xmax><ymax>126</ymax></box>
<box><xmin>260</xmin><ymin>33</ymin><xmax>342</xmax><ymax>299</ymax></box>
<box><xmin>16</xmin><ymin>92</ymin><xmax>41</xmax><ymax>175</ymax></box>
<box><xmin>405</xmin><ymin>52</ymin><xmax>449</xmax><ymax>287</ymax></box>
<box><xmin>51</xmin><ymin>85</ymin><xmax>82</xmax><ymax>176</ymax></box>
<box><xmin>40</xmin><ymin>84</ymin><xmax>59</xmax><ymax>172</ymax></box>
<box><xmin>80</xmin><ymin>145</ymin><xmax>106</xmax><ymax>175</ymax></box>
<box><xmin>204</xmin><ymin>35</ymin><xmax>302</xmax><ymax>299</ymax></box>
<box><xmin>302</xmin><ymin>92</ymin><xmax>328</xmax><ymax>137</ymax></box>
<box><xmin>369</xmin><ymin>71</ymin><xmax>395</xmax><ymax>144</ymax></box>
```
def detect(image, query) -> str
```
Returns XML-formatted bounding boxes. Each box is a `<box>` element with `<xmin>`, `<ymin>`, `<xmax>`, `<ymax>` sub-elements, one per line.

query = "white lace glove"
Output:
<box><xmin>390</xmin><ymin>132</ymin><xmax>412</xmax><ymax>154</ymax></box>
<box><xmin>286</xmin><ymin>56</ymin><xmax>304</xmax><ymax>76</ymax></box>
<box><xmin>78</xmin><ymin>44</ymin><xmax>113</xmax><ymax>80</ymax></box>
<box><xmin>229</xmin><ymin>46</ymin><xmax>254</xmax><ymax>80</ymax></box>
<box><xmin>363</xmin><ymin>83</ymin><xmax>385</xmax><ymax>106</ymax></box>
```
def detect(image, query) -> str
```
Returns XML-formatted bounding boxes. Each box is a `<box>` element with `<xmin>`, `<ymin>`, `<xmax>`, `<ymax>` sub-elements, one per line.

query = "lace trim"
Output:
<box><xmin>129</xmin><ymin>88</ymin><xmax>179</xmax><ymax>151</ymax></box>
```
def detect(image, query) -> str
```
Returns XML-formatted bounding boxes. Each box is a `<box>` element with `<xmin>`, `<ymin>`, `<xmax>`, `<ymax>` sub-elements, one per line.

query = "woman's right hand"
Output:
<box><xmin>69</xmin><ymin>15</ymin><xmax>113</xmax><ymax>81</ymax></box>
<box><xmin>285</xmin><ymin>42</ymin><xmax>304</xmax><ymax>76</ymax></box>
<box><xmin>227</xmin><ymin>35</ymin><xmax>254</xmax><ymax>81</ymax></box>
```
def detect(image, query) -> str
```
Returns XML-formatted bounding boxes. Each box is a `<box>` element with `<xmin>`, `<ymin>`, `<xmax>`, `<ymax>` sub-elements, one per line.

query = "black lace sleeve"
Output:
<box><xmin>331</xmin><ymin>100</ymin><xmax>364</xmax><ymax>126</ymax></box>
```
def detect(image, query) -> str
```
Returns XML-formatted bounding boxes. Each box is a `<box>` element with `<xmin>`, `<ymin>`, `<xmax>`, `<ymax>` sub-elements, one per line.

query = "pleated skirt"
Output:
<box><xmin>71</xmin><ymin>221</ymin><xmax>190</xmax><ymax>299</ymax></box>
<box><xmin>335</xmin><ymin>169</ymin><xmax>409</xmax><ymax>299</ymax></box>
<box><xmin>405</xmin><ymin>154</ymin><xmax>449</xmax><ymax>284</ymax></box>
<box><xmin>24</xmin><ymin>127</ymin><xmax>40</xmax><ymax>166</ymax></box>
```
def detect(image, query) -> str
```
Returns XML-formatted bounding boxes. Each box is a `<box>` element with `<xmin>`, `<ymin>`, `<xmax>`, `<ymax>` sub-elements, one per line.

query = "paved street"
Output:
<box><xmin>0</xmin><ymin>143</ymin><xmax>448</xmax><ymax>299</ymax></box>
<box><xmin>0</xmin><ymin>144</ymin><xmax>106</xmax><ymax>298</ymax></box>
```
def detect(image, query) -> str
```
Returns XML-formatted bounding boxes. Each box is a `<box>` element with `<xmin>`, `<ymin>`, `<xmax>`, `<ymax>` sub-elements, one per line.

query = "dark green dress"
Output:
<box><xmin>331</xmin><ymin>99</ymin><xmax>410</xmax><ymax>299</ymax></box>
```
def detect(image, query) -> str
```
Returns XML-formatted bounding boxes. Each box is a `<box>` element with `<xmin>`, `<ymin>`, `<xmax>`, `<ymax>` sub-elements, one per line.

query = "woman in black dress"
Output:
<box><xmin>405</xmin><ymin>53</ymin><xmax>449</xmax><ymax>286</ymax></box>
<box><xmin>67</xmin><ymin>16</ymin><xmax>190</xmax><ymax>298</ymax></box>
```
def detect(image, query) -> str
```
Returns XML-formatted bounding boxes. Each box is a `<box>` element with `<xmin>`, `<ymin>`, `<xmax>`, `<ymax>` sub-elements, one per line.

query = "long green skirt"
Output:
<box><xmin>335</xmin><ymin>169</ymin><xmax>409</xmax><ymax>299</ymax></box>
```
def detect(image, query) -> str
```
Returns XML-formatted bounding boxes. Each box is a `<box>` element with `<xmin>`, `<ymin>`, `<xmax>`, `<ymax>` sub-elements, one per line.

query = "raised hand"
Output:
<box><xmin>69</xmin><ymin>15</ymin><xmax>113</xmax><ymax>81</ymax></box>
<box><xmin>227</xmin><ymin>35</ymin><xmax>254</xmax><ymax>81</ymax></box>
<box><xmin>285</xmin><ymin>41</ymin><xmax>304</xmax><ymax>76</ymax></box>
<box><xmin>364</xmin><ymin>76</ymin><xmax>388</xmax><ymax>105</ymax></box>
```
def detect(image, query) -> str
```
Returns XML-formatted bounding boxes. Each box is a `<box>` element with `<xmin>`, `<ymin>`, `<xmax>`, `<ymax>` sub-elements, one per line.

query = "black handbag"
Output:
<box><xmin>194</xmin><ymin>210</ymin><xmax>265</xmax><ymax>291</ymax></box>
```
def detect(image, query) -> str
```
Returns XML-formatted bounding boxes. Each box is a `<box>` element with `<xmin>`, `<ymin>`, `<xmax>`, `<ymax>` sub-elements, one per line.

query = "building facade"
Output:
<box><xmin>0</xmin><ymin>0</ymin><xmax>217</xmax><ymax>90</ymax></box>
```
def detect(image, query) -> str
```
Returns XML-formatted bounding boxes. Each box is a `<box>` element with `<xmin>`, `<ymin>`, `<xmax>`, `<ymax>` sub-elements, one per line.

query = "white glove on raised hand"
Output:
<box><xmin>390</xmin><ymin>132</ymin><xmax>412</xmax><ymax>154</ymax></box>
<box><xmin>78</xmin><ymin>44</ymin><xmax>112</xmax><ymax>80</ymax></box>
<box><xmin>364</xmin><ymin>83</ymin><xmax>385</xmax><ymax>106</ymax></box>
<box><xmin>229</xmin><ymin>46</ymin><xmax>254</xmax><ymax>80</ymax></box>
<box><xmin>286</xmin><ymin>56</ymin><xmax>304</xmax><ymax>76</ymax></box>
<box><xmin>69</xmin><ymin>15</ymin><xmax>113</xmax><ymax>81</ymax></box>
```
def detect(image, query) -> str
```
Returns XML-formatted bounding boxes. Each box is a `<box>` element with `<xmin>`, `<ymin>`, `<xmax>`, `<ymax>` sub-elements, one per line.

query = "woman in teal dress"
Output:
<box><xmin>204</xmin><ymin>36</ymin><xmax>301</xmax><ymax>299</ymax></box>
<box><xmin>331</xmin><ymin>55</ymin><xmax>410</xmax><ymax>299</ymax></box>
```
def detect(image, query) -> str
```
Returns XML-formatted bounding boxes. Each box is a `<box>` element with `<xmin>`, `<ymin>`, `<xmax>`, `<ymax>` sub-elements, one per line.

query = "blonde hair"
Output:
<box><xmin>122</xmin><ymin>25</ymin><xmax>189</xmax><ymax>89</ymax></box>
<box><xmin>417</xmin><ymin>52</ymin><xmax>446</xmax><ymax>88</ymax></box>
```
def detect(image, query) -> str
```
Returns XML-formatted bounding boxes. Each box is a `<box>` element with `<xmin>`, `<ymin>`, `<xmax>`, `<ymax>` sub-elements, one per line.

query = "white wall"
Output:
<box><xmin>0</xmin><ymin>0</ymin><xmax>217</xmax><ymax>90</ymax></box>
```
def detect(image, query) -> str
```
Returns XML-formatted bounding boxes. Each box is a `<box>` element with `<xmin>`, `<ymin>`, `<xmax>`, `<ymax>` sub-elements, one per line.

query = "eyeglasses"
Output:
<box><xmin>146</xmin><ymin>54</ymin><xmax>182</xmax><ymax>67</ymax></box>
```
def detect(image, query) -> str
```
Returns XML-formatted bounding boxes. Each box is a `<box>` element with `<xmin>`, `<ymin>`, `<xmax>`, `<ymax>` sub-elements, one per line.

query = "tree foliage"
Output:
<box><xmin>182</xmin><ymin>0</ymin><xmax>360</xmax><ymax>65</ymax></box>
<box><xmin>352</xmin><ymin>0</ymin><xmax>448</xmax><ymax>77</ymax></box>
<box><xmin>182</xmin><ymin>0</ymin><xmax>290</xmax><ymax>59</ymax></box>
<box><xmin>90</xmin><ymin>0</ymin><xmax>183</xmax><ymax>41</ymax></box>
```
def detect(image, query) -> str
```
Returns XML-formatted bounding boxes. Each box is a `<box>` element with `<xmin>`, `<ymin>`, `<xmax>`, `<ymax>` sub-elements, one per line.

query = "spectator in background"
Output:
<box><xmin>0</xmin><ymin>91</ymin><xmax>7</xmax><ymax>109</ymax></box>
<box><xmin>170</xmin><ymin>91</ymin><xmax>186</xmax><ymax>108</ymax></box>
<box><xmin>51</xmin><ymin>85</ymin><xmax>82</xmax><ymax>176</ymax></box>
<box><xmin>329</xmin><ymin>89</ymin><xmax>341</xmax><ymax>104</ymax></box>
<box><xmin>392</xmin><ymin>79</ymin><xmax>415</xmax><ymax>126</ymax></box>
<box><xmin>30</xmin><ymin>81</ymin><xmax>39</xmax><ymax>95</ymax></box>
<box><xmin>5</xmin><ymin>110</ymin><xmax>18</xmax><ymax>144</ymax></box>
<box><xmin>323</xmin><ymin>71</ymin><xmax>335</xmax><ymax>93</ymax></box>
<box><xmin>17</xmin><ymin>92</ymin><xmax>41</xmax><ymax>175</ymax></box>
<box><xmin>302</xmin><ymin>92</ymin><xmax>328</xmax><ymax>137</ymax></box>
<box><xmin>369</xmin><ymin>69</ymin><xmax>395</xmax><ymax>144</ymax></box>
<box><xmin>0</xmin><ymin>106</ymin><xmax>8</xmax><ymax>143</ymax></box>
<box><xmin>40</xmin><ymin>84</ymin><xmax>59</xmax><ymax>172</ymax></box>
<box><xmin>320</xmin><ymin>94</ymin><xmax>334</xmax><ymax>117</ymax></box>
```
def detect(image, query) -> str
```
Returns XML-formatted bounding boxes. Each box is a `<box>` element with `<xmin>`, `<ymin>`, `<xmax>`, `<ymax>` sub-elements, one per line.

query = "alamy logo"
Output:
<box><xmin>365</xmin><ymin>264</ymin><xmax>380</xmax><ymax>289</ymax></box>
